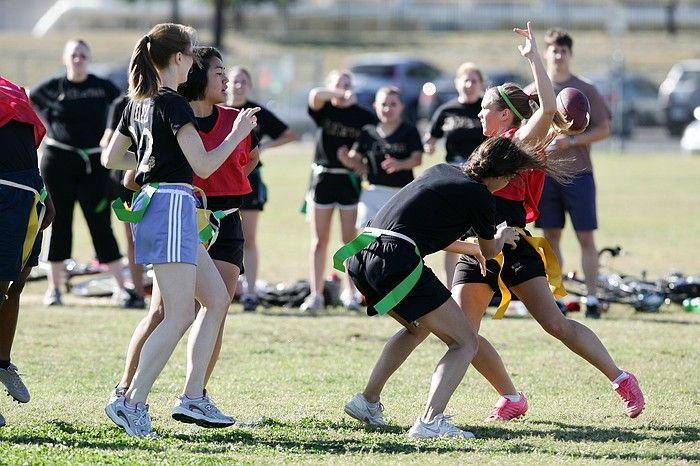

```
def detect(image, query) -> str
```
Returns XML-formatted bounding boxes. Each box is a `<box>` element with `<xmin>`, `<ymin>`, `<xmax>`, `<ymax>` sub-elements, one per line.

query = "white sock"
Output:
<box><xmin>612</xmin><ymin>372</ymin><xmax>629</xmax><ymax>386</ymax></box>
<box><xmin>587</xmin><ymin>296</ymin><xmax>599</xmax><ymax>306</ymax></box>
<box><xmin>504</xmin><ymin>394</ymin><xmax>522</xmax><ymax>402</ymax></box>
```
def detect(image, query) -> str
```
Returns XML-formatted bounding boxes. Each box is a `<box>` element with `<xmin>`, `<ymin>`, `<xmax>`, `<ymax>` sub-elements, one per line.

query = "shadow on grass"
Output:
<box><xmin>2</xmin><ymin>418</ymin><xmax>697</xmax><ymax>461</ymax></box>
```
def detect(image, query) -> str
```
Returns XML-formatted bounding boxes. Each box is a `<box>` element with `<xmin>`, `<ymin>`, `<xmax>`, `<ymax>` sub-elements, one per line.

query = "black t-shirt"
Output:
<box><xmin>0</xmin><ymin>121</ymin><xmax>38</xmax><ymax>173</ymax></box>
<box><xmin>370</xmin><ymin>163</ymin><xmax>495</xmax><ymax>256</ymax></box>
<box><xmin>429</xmin><ymin>98</ymin><xmax>486</xmax><ymax>163</ymax></box>
<box><xmin>351</xmin><ymin>122</ymin><xmax>422</xmax><ymax>188</ymax></box>
<box><xmin>308</xmin><ymin>102</ymin><xmax>378</xmax><ymax>169</ymax></box>
<box><xmin>117</xmin><ymin>87</ymin><xmax>197</xmax><ymax>185</ymax></box>
<box><xmin>107</xmin><ymin>94</ymin><xmax>129</xmax><ymax>131</ymax></box>
<box><xmin>30</xmin><ymin>74</ymin><xmax>120</xmax><ymax>148</ymax></box>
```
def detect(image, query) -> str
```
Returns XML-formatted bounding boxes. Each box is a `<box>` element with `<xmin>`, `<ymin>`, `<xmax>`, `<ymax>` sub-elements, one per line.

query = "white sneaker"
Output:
<box><xmin>300</xmin><ymin>293</ymin><xmax>324</xmax><ymax>313</ymax></box>
<box><xmin>43</xmin><ymin>287</ymin><xmax>62</xmax><ymax>306</ymax></box>
<box><xmin>105</xmin><ymin>397</ymin><xmax>155</xmax><ymax>438</ymax></box>
<box><xmin>171</xmin><ymin>390</ymin><xmax>235</xmax><ymax>428</ymax></box>
<box><xmin>407</xmin><ymin>414</ymin><xmax>475</xmax><ymax>439</ymax></box>
<box><xmin>340</xmin><ymin>290</ymin><xmax>362</xmax><ymax>311</ymax></box>
<box><xmin>344</xmin><ymin>393</ymin><xmax>387</xmax><ymax>426</ymax></box>
<box><xmin>0</xmin><ymin>363</ymin><xmax>30</xmax><ymax>403</ymax></box>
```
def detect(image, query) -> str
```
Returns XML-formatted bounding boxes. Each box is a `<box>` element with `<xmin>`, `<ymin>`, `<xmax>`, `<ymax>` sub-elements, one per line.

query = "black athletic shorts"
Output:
<box><xmin>109</xmin><ymin>170</ymin><xmax>134</xmax><ymax>205</ymax></box>
<box><xmin>206</xmin><ymin>196</ymin><xmax>245</xmax><ymax>271</ymax></box>
<box><xmin>452</xmin><ymin>228</ymin><xmax>545</xmax><ymax>291</ymax></box>
<box><xmin>308</xmin><ymin>170</ymin><xmax>360</xmax><ymax>209</ymax></box>
<box><xmin>240</xmin><ymin>168</ymin><xmax>267</xmax><ymax>211</ymax></box>
<box><xmin>347</xmin><ymin>236</ymin><xmax>451</xmax><ymax>322</ymax></box>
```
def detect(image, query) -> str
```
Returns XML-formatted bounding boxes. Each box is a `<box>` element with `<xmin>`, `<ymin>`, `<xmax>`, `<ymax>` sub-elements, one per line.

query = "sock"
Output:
<box><xmin>185</xmin><ymin>393</ymin><xmax>205</xmax><ymax>401</ymax></box>
<box><xmin>124</xmin><ymin>399</ymin><xmax>138</xmax><ymax>410</ymax></box>
<box><xmin>587</xmin><ymin>296</ymin><xmax>599</xmax><ymax>306</ymax></box>
<box><xmin>612</xmin><ymin>372</ymin><xmax>629</xmax><ymax>386</ymax></box>
<box><xmin>0</xmin><ymin>359</ymin><xmax>10</xmax><ymax>370</ymax></box>
<box><xmin>504</xmin><ymin>393</ymin><xmax>522</xmax><ymax>402</ymax></box>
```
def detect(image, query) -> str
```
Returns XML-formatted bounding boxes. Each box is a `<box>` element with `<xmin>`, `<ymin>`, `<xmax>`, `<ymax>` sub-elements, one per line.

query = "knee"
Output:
<box><xmin>311</xmin><ymin>235</ymin><xmax>329</xmax><ymax>252</ymax></box>
<box><xmin>449</xmin><ymin>327</ymin><xmax>479</xmax><ymax>357</ymax></box>
<box><xmin>541</xmin><ymin>315</ymin><xmax>569</xmax><ymax>340</ymax></box>
<box><xmin>401</xmin><ymin>325</ymin><xmax>430</xmax><ymax>344</ymax></box>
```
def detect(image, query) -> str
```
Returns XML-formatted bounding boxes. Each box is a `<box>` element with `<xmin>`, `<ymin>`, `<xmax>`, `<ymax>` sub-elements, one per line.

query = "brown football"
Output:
<box><xmin>556</xmin><ymin>87</ymin><xmax>591</xmax><ymax>133</ymax></box>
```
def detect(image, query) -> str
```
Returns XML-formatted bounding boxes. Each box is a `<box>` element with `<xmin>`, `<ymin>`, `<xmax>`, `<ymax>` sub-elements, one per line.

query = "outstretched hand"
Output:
<box><xmin>513</xmin><ymin>21</ymin><xmax>537</xmax><ymax>59</ymax></box>
<box><xmin>232</xmin><ymin>106</ymin><xmax>261</xmax><ymax>135</ymax></box>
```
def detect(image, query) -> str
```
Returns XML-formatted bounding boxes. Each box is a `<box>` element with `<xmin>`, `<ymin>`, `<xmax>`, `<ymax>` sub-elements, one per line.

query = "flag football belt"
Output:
<box><xmin>0</xmin><ymin>179</ymin><xmax>47</xmax><ymax>270</ymax></box>
<box><xmin>111</xmin><ymin>183</ymin><xmax>237</xmax><ymax>249</ymax></box>
<box><xmin>44</xmin><ymin>137</ymin><xmax>101</xmax><ymax>174</ymax></box>
<box><xmin>333</xmin><ymin>227</ymin><xmax>422</xmax><ymax>316</ymax></box>
<box><xmin>491</xmin><ymin>227</ymin><xmax>566</xmax><ymax>320</ymax></box>
<box><xmin>301</xmin><ymin>163</ymin><xmax>362</xmax><ymax>214</ymax></box>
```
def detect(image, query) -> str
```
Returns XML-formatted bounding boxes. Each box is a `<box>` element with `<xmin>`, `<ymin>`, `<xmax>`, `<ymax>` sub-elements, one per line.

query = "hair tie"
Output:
<box><xmin>527</xmin><ymin>94</ymin><xmax>535</xmax><ymax>102</ymax></box>
<box><xmin>144</xmin><ymin>35</ymin><xmax>151</xmax><ymax>44</ymax></box>
<box><xmin>497</xmin><ymin>85</ymin><xmax>525</xmax><ymax>121</ymax></box>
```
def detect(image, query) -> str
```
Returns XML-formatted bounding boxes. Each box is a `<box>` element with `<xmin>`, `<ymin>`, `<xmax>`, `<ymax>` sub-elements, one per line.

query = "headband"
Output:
<box><xmin>497</xmin><ymin>85</ymin><xmax>525</xmax><ymax>121</ymax></box>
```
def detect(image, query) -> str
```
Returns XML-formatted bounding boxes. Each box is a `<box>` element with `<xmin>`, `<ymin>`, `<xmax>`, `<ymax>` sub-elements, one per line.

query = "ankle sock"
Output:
<box><xmin>612</xmin><ymin>372</ymin><xmax>629</xmax><ymax>386</ymax></box>
<box><xmin>504</xmin><ymin>393</ymin><xmax>522</xmax><ymax>402</ymax></box>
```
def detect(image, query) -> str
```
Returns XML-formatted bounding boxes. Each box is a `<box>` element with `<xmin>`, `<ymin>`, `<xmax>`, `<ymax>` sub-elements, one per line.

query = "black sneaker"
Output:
<box><xmin>124</xmin><ymin>291</ymin><xmax>146</xmax><ymax>309</ymax></box>
<box><xmin>241</xmin><ymin>294</ymin><xmax>258</xmax><ymax>312</ymax></box>
<box><xmin>585</xmin><ymin>303</ymin><xmax>601</xmax><ymax>319</ymax></box>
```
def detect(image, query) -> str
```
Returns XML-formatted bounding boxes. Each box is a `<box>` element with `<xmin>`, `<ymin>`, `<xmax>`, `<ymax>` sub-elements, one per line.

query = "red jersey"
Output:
<box><xmin>493</xmin><ymin>127</ymin><xmax>545</xmax><ymax>224</ymax></box>
<box><xmin>192</xmin><ymin>105</ymin><xmax>253</xmax><ymax>197</ymax></box>
<box><xmin>0</xmin><ymin>76</ymin><xmax>46</xmax><ymax>147</ymax></box>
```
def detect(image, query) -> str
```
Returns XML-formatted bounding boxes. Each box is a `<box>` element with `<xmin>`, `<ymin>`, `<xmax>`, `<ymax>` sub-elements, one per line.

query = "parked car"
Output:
<box><xmin>418</xmin><ymin>69</ymin><xmax>527</xmax><ymax>120</ymax></box>
<box><xmin>659</xmin><ymin>59</ymin><xmax>700</xmax><ymax>136</ymax></box>
<box><xmin>590</xmin><ymin>72</ymin><xmax>662</xmax><ymax>137</ymax></box>
<box><xmin>680</xmin><ymin>106</ymin><xmax>700</xmax><ymax>153</ymax></box>
<box><xmin>346</xmin><ymin>54</ymin><xmax>442</xmax><ymax>123</ymax></box>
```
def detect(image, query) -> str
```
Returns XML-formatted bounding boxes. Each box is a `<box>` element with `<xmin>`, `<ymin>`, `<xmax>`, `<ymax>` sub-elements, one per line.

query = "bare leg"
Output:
<box><xmin>46</xmin><ymin>261</ymin><xmax>64</xmax><ymax>291</ymax></box>
<box><xmin>0</xmin><ymin>268</ymin><xmax>32</xmax><ymax>360</ymax></box>
<box><xmin>308</xmin><ymin>206</ymin><xmax>333</xmax><ymax>296</ymax></box>
<box><xmin>106</xmin><ymin>259</ymin><xmax>126</xmax><ymax>290</ymax></box>
<box><xmin>124</xmin><ymin>223</ymin><xmax>144</xmax><ymax>296</ymax></box>
<box><xmin>512</xmin><ymin>277</ymin><xmax>622</xmax><ymax>381</ymax></box>
<box><xmin>543</xmin><ymin>228</ymin><xmax>564</xmax><ymax>270</ymax></box>
<box><xmin>117</xmin><ymin>278</ymin><xmax>163</xmax><ymax>389</ymax></box>
<box><xmin>338</xmin><ymin>207</ymin><xmax>359</xmax><ymax>297</ymax></box>
<box><xmin>240</xmin><ymin>210</ymin><xmax>259</xmax><ymax>296</ymax></box>
<box><xmin>444</xmin><ymin>251</ymin><xmax>459</xmax><ymax>288</ymax></box>
<box><xmin>576</xmin><ymin>230</ymin><xmax>599</xmax><ymax>297</ymax></box>
<box><xmin>202</xmin><ymin>260</ymin><xmax>240</xmax><ymax>387</ymax></box>
<box><xmin>362</xmin><ymin>324</ymin><xmax>430</xmax><ymax>403</ymax></box>
<box><xmin>453</xmin><ymin>283</ymin><xmax>519</xmax><ymax>396</ymax></box>
<box><xmin>415</xmin><ymin>298</ymin><xmax>479</xmax><ymax>421</ymax></box>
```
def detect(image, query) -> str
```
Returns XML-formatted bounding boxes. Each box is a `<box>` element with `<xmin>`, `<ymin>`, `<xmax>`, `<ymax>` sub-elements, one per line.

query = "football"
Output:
<box><xmin>556</xmin><ymin>87</ymin><xmax>590</xmax><ymax>133</ymax></box>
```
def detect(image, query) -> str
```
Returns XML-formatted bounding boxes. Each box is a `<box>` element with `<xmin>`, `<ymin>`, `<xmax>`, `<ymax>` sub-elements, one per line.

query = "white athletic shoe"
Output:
<box><xmin>171</xmin><ymin>390</ymin><xmax>235</xmax><ymax>428</ymax></box>
<box><xmin>407</xmin><ymin>414</ymin><xmax>475</xmax><ymax>439</ymax></box>
<box><xmin>0</xmin><ymin>364</ymin><xmax>30</xmax><ymax>403</ymax></box>
<box><xmin>43</xmin><ymin>287</ymin><xmax>62</xmax><ymax>306</ymax></box>
<box><xmin>340</xmin><ymin>290</ymin><xmax>362</xmax><ymax>311</ymax></box>
<box><xmin>344</xmin><ymin>393</ymin><xmax>387</xmax><ymax>426</ymax></box>
<box><xmin>105</xmin><ymin>397</ymin><xmax>155</xmax><ymax>438</ymax></box>
<box><xmin>300</xmin><ymin>293</ymin><xmax>324</xmax><ymax>314</ymax></box>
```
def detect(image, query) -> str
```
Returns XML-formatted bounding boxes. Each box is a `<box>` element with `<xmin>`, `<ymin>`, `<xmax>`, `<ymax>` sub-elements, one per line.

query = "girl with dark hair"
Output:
<box><xmin>101</xmin><ymin>24</ymin><xmax>259</xmax><ymax>437</ymax></box>
<box><xmin>226</xmin><ymin>66</ymin><xmax>297</xmax><ymax>312</ymax></box>
<box><xmin>338</xmin><ymin>136</ymin><xmax>549</xmax><ymax>438</ymax></box>
<box><xmin>30</xmin><ymin>38</ymin><xmax>125</xmax><ymax>306</ymax></box>
<box><xmin>452</xmin><ymin>22</ymin><xmax>644</xmax><ymax>421</ymax></box>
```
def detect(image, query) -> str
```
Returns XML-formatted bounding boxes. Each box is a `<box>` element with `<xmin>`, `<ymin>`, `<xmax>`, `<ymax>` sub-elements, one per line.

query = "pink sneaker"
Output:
<box><xmin>613</xmin><ymin>371</ymin><xmax>645</xmax><ymax>418</ymax></box>
<box><xmin>485</xmin><ymin>392</ymin><xmax>528</xmax><ymax>421</ymax></box>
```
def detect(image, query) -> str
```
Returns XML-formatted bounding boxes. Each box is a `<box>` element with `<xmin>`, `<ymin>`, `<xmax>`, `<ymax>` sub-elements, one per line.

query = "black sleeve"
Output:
<box><xmin>107</xmin><ymin>95</ymin><xmax>128</xmax><ymax>131</ymax></box>
<box><xmin>406</xmin><ymin>125</ymin><xmax>423</xmax><ymax>153</ymax></box>
<box><xmin>307</xmin><ymin>101</ymin><xmax>329</xmax><ymax>127</ymax></box>
<box><xmin>116</xmin><ymin>101</ymin><xmax>132</xmax><ymax>137</ymax></box>
<box><xmin>28</xmin><ymin>76</ymin><xmax>59</xmax><ymax>112</ymax></box>
<box><xmin>250</xmin><ymin>131</ymin><xmax>260</xmax><ymax>151</ymax></box>
<box><xmin>429</xmin><ymin>106</ymin><xmax>446</xmax><ymax>138</ymax></box>
<box><xmin>258</xmin><ymin>106</ymin><xmax>289</xmax><ymax>140</ymax></box>
<box><xmin>165</xmin><ymin>95</ymin><xmax>197</xmax><ymax>135</ymax></box>
<box><xmin>351</xmin><ymin>128</ymin><xmax>373</xmax><ymax>154</ymax></box>
<box><xmin>105</xmin><ymin>79</ymin><xmax>121</xmax><ymax>104</ymax></box>
<box><xmin>472</xmin><ymin>190</ymin><xmax>496</xmax><ymax>240</ymax></box>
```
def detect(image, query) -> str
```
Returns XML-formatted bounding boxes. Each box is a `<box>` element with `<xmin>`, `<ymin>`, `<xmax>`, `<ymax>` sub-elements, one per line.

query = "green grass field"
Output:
<box><xmin>1</xmin><ymin>146</ymin><xmax>699</xmax><ymax>464</ymax></box>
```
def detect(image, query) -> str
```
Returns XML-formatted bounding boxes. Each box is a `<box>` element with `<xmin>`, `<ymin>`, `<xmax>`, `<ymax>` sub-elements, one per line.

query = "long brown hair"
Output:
<box><xmin>128</xmin><ymin>23</ymin><xmax>197</xmax><ymax>101</ymax></box>
<box><xmin>463</xmin><ymin>136</ymin><xmax>570</xmax><ymax>184</ymax></box>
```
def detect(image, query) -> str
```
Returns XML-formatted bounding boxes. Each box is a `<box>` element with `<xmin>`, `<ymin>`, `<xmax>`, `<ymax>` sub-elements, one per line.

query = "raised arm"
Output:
<box><xmin>176</xmin><ymin>107</ymin><xmax>260</xmax><ymax>179</ymax></box>
<box><xmin>308</xmin><ymin>87</ymin><xmax>355</xmax><ymax>110</ymax></box>
<box><xmin>513</xmin><ymin>22</ymin><xmax>557</xmax><ymax>147</ymax></box>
